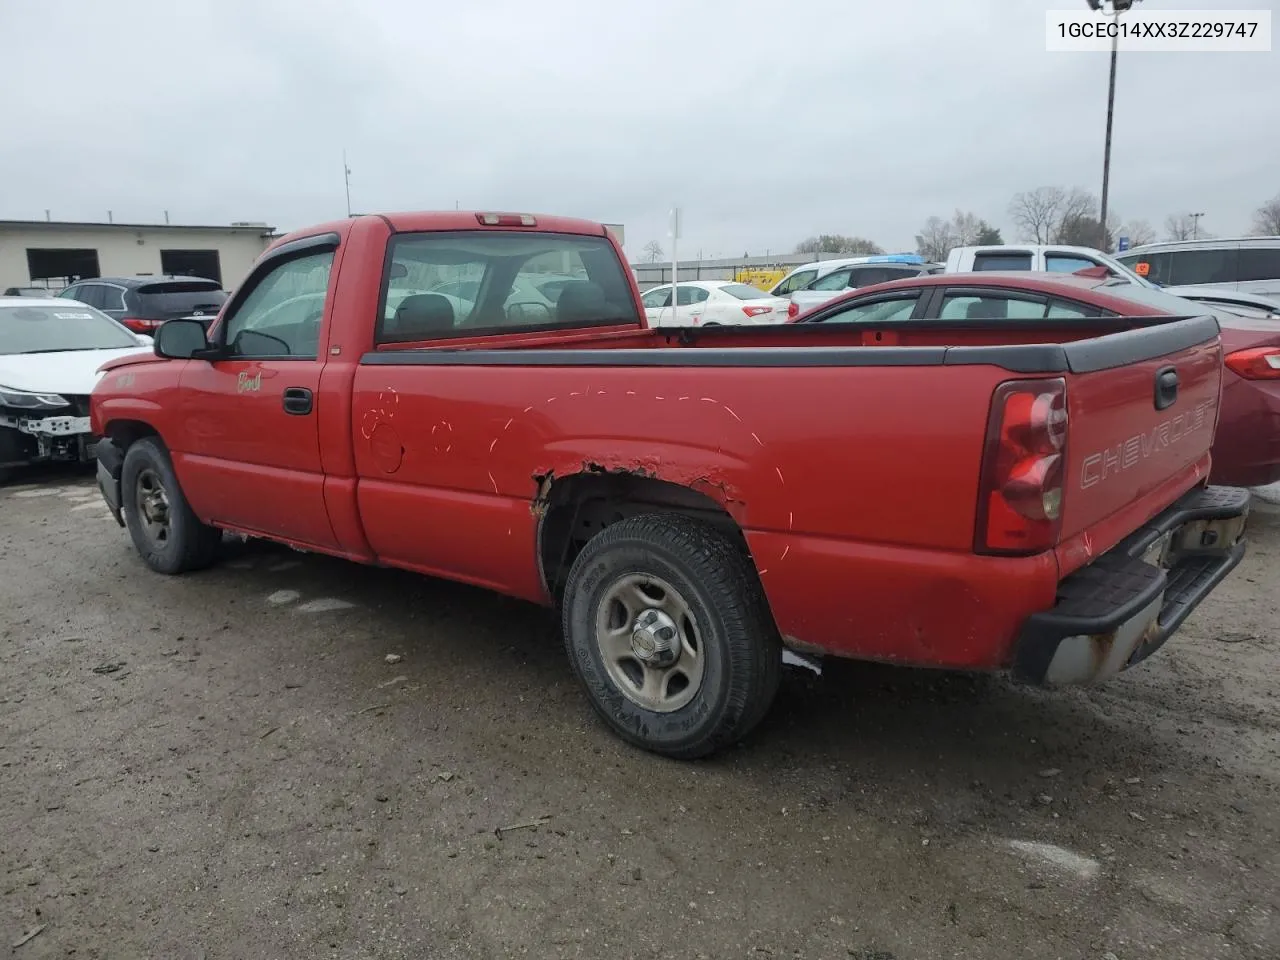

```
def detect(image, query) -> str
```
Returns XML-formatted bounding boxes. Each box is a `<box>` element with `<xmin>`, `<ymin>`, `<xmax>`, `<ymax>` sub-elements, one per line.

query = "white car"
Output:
<box><xmin>0</xmin><ymin>297</ymin><xmax>151</xmax><ymax>482</ymax></box>
<box><xmin>640</xmin><ymin>281</ymin><xmax>789</xmax><ymax>327</ymax></box>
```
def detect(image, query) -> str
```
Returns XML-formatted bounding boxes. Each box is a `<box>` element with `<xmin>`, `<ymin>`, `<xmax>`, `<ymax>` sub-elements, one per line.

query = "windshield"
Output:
<box><xmin>720</xmin><ymin>283</ymin><xmax>771</xmax><ymax>300</ymax></box>
<box><xmin>0</xmin><ymin>303</ymin><xmax>141</xmax><ymax>354</ymax></box>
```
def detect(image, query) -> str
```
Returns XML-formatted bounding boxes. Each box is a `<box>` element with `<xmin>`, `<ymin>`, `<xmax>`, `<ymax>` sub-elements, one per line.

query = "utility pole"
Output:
<box><xmin>670</xmin><ymin>205</ymin><xmax>681</xmax><ymax>315</ymax></box>
<box><xmin>1089</xmin><ymin>0</ymin><xmax>1141</xmax><ymax>252</ymax></box>
<box><xmin>1190</xmin><ymin>212</ymin><xmax>1205</xmax><ymax>239</ymax></box>
<box><xmin>343</xmin><ymin>150</ymin><xmax>352</xmax><ymax>217</ymax></box>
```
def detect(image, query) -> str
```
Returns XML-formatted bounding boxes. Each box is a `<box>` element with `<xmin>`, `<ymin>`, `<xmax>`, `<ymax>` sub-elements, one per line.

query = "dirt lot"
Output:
<box><xmin>2</xmin><ymin>472</ymin><xmax>1277</xmax><ymax>960</ymax></box>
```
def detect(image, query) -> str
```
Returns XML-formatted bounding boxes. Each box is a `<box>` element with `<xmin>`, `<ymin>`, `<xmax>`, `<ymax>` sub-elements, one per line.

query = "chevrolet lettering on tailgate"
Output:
<box><xmin>1080</xmin><ymin>398</ymin><xmax>1216</xmax><ymax>489</ymax></box>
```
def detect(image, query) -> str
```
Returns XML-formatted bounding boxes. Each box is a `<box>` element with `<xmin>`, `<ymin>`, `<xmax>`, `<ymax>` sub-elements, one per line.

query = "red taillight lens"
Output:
<box><xmin>742</xmin><ymin>305</ymin><xmax>772</xmax><ymax>318</ymax></box>
<box><xmin>787</xmin><ymin>301</ymin><xmax>799</xmax><ymax>319</ymax></box>
<box><xmin>122</xmin><ymin>317</ymin><xmax>161</xmax><ymax>333</ymax></box>
<box><xmin>1224</xmin><ymin>346</ymin><xmax>1280</xmax><ymax>380</ymax></box>
<box><xmin>975</xmin><ymin>378</ymin><xmax>1068</xmax><ymax>556</ymax></box>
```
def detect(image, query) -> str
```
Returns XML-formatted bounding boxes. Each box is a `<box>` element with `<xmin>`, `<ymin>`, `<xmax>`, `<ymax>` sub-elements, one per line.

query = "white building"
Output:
<box><xmin>0</xmin><ymin>219</ymin><xmax>276</xmax><ymax>292</ymax></box>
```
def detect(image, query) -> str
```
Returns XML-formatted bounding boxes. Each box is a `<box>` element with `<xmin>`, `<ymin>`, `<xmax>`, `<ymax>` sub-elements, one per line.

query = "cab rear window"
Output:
<box><xmin>378</xmin><ymin>231</ymin><xmax>640</xmax><ymax>342</ymax></box>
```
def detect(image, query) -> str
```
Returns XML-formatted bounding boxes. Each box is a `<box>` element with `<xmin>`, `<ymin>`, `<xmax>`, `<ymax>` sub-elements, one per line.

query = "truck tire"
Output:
<box><xmin>562</xmin><ymin>513</ymin><xmax>781</xmax><ymax>759</ymax></box>
<box><xmin>121</xmin><ymin>437</ymin><xmax>221</xmax><ymax>574</ymax></box>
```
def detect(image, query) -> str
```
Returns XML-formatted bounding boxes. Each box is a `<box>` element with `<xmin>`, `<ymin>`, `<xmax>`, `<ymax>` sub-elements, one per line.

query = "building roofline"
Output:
<box><xmin>0</xmin><ymin>219</ymin><xmax>277</xmax><ymax>234</ymax></box>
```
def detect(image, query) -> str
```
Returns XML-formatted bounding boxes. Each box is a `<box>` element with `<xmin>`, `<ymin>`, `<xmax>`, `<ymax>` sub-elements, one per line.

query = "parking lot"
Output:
<box><xmin>1</xmin><ymin>471</ymin><xmax>1277</xmax><ymax>959</ymax></box>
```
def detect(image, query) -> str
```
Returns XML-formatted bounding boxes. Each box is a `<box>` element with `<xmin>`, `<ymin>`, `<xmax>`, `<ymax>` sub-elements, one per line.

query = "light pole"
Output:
<box><xmin>1190</xmin><ymin>212</ymin><xmax>1205</xmax><ymax>239</ymax></box>
<box><xmin>1087</xmin><ymin>0</ymin><xmax>1141</xmax><ymax>251</ymax></box>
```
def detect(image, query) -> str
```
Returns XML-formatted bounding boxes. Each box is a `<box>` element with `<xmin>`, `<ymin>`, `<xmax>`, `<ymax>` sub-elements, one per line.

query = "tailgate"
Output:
<box><xmin>1060</xmin><ymin>320</ymin><xmax>1222</xmax><ymax>545</ymax></box>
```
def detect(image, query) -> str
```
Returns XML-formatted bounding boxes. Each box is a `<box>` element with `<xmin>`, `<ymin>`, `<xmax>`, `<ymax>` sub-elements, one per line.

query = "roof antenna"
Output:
<box><xmin>343</xmin><ymin>149</ymin><xmax>352</xmax><ymax>217</ymax></box>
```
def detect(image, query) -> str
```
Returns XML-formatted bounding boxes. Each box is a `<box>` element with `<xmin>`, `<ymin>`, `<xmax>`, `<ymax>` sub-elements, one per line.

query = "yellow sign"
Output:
<box><xmin>734</xmin><ymin>267</ymin><xmax>788</xmax><ymax>291</ymax></box>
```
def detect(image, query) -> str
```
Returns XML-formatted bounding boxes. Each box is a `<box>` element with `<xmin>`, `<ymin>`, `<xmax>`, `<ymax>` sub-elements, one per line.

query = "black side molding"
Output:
<box><xmin>361</xmin><ymin>314</ymin><xmax>1220</xmax><ymax>375</ymax></box>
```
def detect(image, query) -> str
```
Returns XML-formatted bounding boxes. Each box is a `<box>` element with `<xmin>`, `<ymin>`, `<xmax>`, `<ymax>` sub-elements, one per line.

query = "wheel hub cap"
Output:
<box><xmin>630</xmin><ymin>608</ymin><xmax>680</xmax><ymax>667</ymax></box>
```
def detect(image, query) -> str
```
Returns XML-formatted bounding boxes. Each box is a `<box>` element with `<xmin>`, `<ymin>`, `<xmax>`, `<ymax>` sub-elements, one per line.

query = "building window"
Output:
<box><xmin>26</xmin><ymin>248</ymin><xmax>101</xmax><ymax>283</ymax></box>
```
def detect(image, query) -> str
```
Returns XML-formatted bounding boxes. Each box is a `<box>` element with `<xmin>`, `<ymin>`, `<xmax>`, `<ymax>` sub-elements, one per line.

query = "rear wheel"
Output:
<box><xmin>562</xmin><ymin>514</ymin><xmax>781</xmax><ymax>759</ymax></box>
<box><xmin>121</xmin><ymin>438</ymin><xmax>220</xmax><ymax>574</ymax></box>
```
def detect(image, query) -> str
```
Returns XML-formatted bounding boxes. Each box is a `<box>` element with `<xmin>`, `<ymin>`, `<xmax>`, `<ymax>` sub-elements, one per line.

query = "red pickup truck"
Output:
<box><xmin>90</xmin><ymin>211</ymin><xmax>1251</xmax><ymax>758</ymax></box>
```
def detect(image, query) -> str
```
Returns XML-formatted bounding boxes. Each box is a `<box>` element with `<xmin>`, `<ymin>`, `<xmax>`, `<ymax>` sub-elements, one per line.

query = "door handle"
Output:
<box><xmin>1154</xmin><ymin>366</ymin><xmax>1179</xmax><ymax>411</ymax></box>
<box><xmin>283</xmin><ymin>387</ymin><xmax>313</xmax><ymax>415</ymax></box>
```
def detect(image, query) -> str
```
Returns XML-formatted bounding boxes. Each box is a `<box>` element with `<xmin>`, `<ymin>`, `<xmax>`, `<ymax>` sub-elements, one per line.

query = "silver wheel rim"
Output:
<box><xmin>135</xmin><ymin>467</ymin><xmax>171</xmax><ymax>547</ymax></box>
<box><xmin>594</xmin><ymin>573</ymin><xmax>704</xmax><ymax>713</ymax></box>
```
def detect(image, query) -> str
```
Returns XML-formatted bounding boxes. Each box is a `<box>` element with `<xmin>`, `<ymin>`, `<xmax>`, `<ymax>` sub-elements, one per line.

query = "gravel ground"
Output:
<box><xmin>2</xmin><ymin>470</ymin><xmax>1277</xmax><ymax>960</ymax></box>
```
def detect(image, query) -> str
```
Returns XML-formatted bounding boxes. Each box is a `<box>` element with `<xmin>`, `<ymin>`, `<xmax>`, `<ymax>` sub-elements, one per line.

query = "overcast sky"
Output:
<box><xmin>1</xmin><ymin>0</ymin><xmax>1276</xmax><ymax>258</ymax></box>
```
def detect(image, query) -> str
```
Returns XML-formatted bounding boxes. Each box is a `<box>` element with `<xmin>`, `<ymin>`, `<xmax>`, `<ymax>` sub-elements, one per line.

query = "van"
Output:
<box><xmin>1115</xmin><ymin>238</ymin><xmax>1280</xmax><ymax>298</ymax></box>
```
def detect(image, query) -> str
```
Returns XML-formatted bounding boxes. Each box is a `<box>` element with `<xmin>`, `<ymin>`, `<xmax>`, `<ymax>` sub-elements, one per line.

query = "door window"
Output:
<box><xmin>1045</xmin><ymin>254</ymin><xmax>1100</xmax><ymax>273</ymax></box>
<box><xmin>222</xmin><ymin>250</ymin><xmax>334</xmax><ymax>359</ymax></box>
<box><xmin>1046</xmin><ymin>300</ymin><xmax>1091</xmax><ymax>318</ymax></box>
<box><xmin>1168</xmin><ymin>248</ymin><xmax>1237</xmax><ymax>285</ymax></box>
<box><xmin>101</xmin><ymin>285</ymin><xmax>127</xmax><ymax>311</ymax></box>
<box><xmin>641</xmin><ymin>287</ymin><xmax>671</xmax><ymax>309</ymax></box>
<box><xmin>73</xmin><ymin>284</ymin><xmax>105</xmax><ymax>309</ymax></box>
<box><xmin>849</xmin><ymin>266</ymin><xmax>916</xmax><ymax>287</ymax></box>
<box><xmin>810</xmin><ymin>295</ymin><xmax>920</xmax><ymax>324</ymax></box>
<box><xmin>810</xmin><ymin>268</ymin><xmax>854</xmax><ymax>291</ymax></box>
<box><xmin>773</xmin><ymin>269</ymin><xmax>816</xmax><ymax>296</ymax></box>
<box><xmin>939</xmin><ymin>293</ymin><xmax>1047</xmax><ymax>320</ymax></box>
<box><xmin>1128</xmin><ymin>251</ymin><xmax>1174</xmax><ymax>284</ymax></box>
<box><xmin>1237</xmin><ymin>248</ymin><xmax>1280</xmax><ymax>283</ymax></box>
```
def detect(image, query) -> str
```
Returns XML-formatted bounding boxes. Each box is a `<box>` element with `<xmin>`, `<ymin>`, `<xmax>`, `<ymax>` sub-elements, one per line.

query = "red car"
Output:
<box><xmin>791</xmin><ymin>273</ymin><xmax>1280</xmax><ymax>487</ymax></box>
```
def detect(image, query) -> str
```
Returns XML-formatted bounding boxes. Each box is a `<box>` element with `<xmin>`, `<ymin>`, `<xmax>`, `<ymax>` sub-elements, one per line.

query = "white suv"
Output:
<box><xmin>1115</xmin><ymin>238</ymin><xmax>1280</xmax><ymax>298</ymax></box>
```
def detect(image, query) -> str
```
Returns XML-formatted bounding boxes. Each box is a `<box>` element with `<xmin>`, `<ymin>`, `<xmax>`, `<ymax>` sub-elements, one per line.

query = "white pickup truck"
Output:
<box><xmin>944</xmin><ymin>244</ymin><xmax>1150</xmax><ymax>282</ymax></box>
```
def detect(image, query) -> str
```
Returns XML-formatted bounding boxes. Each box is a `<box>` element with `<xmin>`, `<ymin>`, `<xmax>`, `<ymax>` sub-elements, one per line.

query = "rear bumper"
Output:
<box><xmin>1209</xmin><ymin>378</ymin><xmax>1280</xmax><ymax>487</ymax></box>
<box><xmin>1012</xmin><ymin>485</ymin><xmax>1250</xmax><ymax>685</ymax></box>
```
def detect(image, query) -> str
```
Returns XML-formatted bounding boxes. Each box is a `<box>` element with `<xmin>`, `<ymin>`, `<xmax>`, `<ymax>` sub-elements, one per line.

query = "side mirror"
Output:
<box><xmin>390</xmin><ymin>262</ymin><xmax>408</xmax><ymax>280</ymax></box>
<box><xmin>154</xmin><ymin>319</ymin><xmax>209</xmax><ymax>359</ymax></box>
<box><xmin>506</xmin><ymin>302</ymin><xmax>553</xmax><ymax>325</ymax></box>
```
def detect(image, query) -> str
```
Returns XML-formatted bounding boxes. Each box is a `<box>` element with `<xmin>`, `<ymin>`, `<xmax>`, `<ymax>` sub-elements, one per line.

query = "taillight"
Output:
<box><xmin>975</xmin><ymin>378</ymin><xmax>1068</xmax><ymax>556</ymax></box>
<box><xmin>1224</xmin><ymin>346</ymin><xmax>1280</xmax><ymax>380</ymax></box>
<box><xmin>742</xmin><ymin>306</ymin><xmax>772</xmax><ymax>318</ymax></box>
<box><xmin>122</xmin><ymin>317</ymin><xmax>161</xmax><ymax>333</ymax></box>
<box><xmin>787</xmin><ymin>301</ymin><xmax>799</xmax><ymax>319</ymax></box>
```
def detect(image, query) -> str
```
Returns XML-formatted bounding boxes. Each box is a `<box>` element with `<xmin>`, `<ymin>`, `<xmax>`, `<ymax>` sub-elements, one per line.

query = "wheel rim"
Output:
<box><xmin>135</xmin><ymin>467</ymin><xmax>171</xmax><ymax>547</ymax></box>
<box><xmin>594</xmin><ymin>573</ymin><xmax>704</xmax><ymax>713</ymax></box>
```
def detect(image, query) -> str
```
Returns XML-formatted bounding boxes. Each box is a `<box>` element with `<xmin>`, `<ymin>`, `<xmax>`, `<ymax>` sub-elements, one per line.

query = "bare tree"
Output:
<box><xmin>1009</xmin><ymin>186</ymin><xmax>1105</xmax><ymax>246</ymax></box>
<box><xmin>1119</xmin><ymin>218</ymin><xmax>1156</xmax><ymax>247</ymax></box>
<box><xmin>951</xmin><ymin>210</ymin><xmax>983</xmax><ymax>246</ymax></box>
<box><xmin>641</xmin><ymin>240</ymin><xmax>664</xmax><ymax>263</ymax></box>
<box><xmin>1164</xmin><ymin>213</ymin><xmax>1209</xmax><ymax>241</ymax></box>
<box><xmin>1009</xmin><ymin>187</ymin><xmax>1065</xmax><ymax>243</ymax></box>
<box><xmin>1253</xmin><ymin>194</ymin><xmax>1280</xmax><ymax>236</ymax></box>
<box><xmin>915</xmin><ymin>216</ymin><xmax>956</xmax><ymax>261</ymax></box>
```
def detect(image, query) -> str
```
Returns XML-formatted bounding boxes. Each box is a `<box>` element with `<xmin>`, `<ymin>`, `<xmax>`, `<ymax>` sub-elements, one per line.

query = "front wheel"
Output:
<box><xmin>562</xmin><ymin>514</ymin><xmax>781</xmax><ymax>759</ymax></box>
<box><xmin>121</xmin><ymin>437</ymin><xmax>221</xmax><ymax>574</ymax></box>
